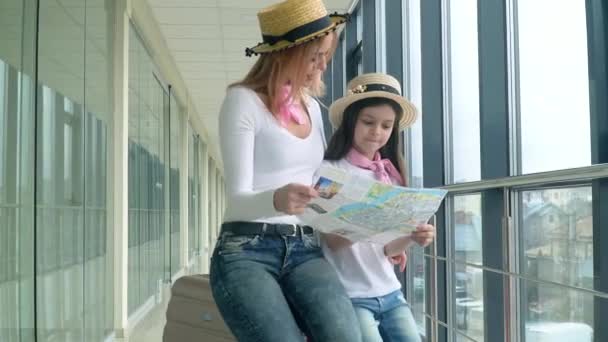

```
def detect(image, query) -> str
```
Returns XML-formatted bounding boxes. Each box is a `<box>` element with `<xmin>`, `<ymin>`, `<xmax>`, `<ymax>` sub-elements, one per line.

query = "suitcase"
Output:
<box><xmin>163</xmin><ymin>274</ymin><xmax>236</xmax><ymax>342</ymax></box>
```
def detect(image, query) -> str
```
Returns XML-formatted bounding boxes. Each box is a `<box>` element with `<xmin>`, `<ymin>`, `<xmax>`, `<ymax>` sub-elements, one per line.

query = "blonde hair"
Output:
<box><xmin>231</xmin><ymin>33</ymin><xmax>337</xmax><ymax>116</ymax></box>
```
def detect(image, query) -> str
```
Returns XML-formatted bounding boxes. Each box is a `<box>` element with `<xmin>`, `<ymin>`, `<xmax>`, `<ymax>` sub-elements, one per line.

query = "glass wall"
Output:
<box><xmin>327</xmin><ymin>0</ymin><xmax>608</xmax><ymax>341</ymax></box>
<box><xmin>35</xmin><ymin>0</ymin><xmax>114</xmax><ymax>341</ymax></box>
<box><xmin>447</xmin><ymin>0</ymin><xmax>480</xmax><ymax>183</ymax></box>
<box><xmin>519</xmin><ymin>187</ymin><xmax>593</xmax><ymax>340</ymax></box>
<box><xmin>208</xmin><ymin>159</ymin><xmax>216</xmax><ymax>243</ymax></box>
<box><xmin>188</xmin><ymin>127</ymin><xmax>200</xmax><ymax>265</ymax></box>
<box><xmin>169</xmin><ymin>93</ymin><xmax>181</xmax><ymax>277</ymax></box>
<box><xmin>515</xmin><ymin>0</ymin><xmax>590</xmax><ymax>174</ymax></box>
<box><xmin>408</xmin><ymin>0</ymin><xmax>605</xmax><ymax>341</ymax></box>
<box><xmin>128</xmin><ymin>24</ymin><xmax>168</xmax><ymax>315</ymax></box>
<box><xmin>404</xmin><ymin>0</ymin><xmax>424</xmax><ymax>189</ymax></box>
<box><xmin>452</xmin><ymin>194</ymin><xmax>483</xmax><ymax>341</ymax></box>
<box><xmin>1</xmin><ymin>1</ymin><xmax>211</xmax><ymax>340</ymax></box>
<box><xmin>0</xmin><ymin>1</ymin><xmax>37</xmax><ymax>341</ymax></box>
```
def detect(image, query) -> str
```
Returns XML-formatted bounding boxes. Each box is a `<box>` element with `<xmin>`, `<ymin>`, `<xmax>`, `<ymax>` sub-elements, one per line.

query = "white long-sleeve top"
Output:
<box><xmin>218</xmin><ymin>86</ymin><xmax>326</xmax><ymax>224</ymax></box>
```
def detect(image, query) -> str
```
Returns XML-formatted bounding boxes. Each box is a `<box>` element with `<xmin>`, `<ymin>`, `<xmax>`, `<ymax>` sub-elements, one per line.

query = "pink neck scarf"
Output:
<box><xmin>346</xmin><ymin>148</ymin><xmax>405</xmax><ymax>186</ymax></box>
<box><xmin>275</xmin><ymin>83</ymin><xmax>305</xmax><ymax>127</ymax></box>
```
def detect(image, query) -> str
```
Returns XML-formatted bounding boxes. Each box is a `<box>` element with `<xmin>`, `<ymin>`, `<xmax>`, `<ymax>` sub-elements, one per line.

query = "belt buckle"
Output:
<box><xmin>283</xmin><ymin>224</ymin><xmax>298</xmax><ymax>237</ymax></box>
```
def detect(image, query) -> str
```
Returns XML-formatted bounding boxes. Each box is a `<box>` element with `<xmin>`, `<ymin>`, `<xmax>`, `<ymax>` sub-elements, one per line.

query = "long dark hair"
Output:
<box><xmin>325</xmin><ymin>97</ymin><xmax>408</xmax><ymax>186</ymax></box>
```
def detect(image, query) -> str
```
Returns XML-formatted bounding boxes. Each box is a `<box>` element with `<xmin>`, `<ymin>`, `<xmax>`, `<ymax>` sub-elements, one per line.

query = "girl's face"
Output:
<box><xmin>353</xmin><ymin>104</ymin><xmax>397</xmax><ymax>160</ymax></box>
<box><xmin>304</xmin><ymin>35</ymin><xmax>333</xmax><ymax>87</ymax></box>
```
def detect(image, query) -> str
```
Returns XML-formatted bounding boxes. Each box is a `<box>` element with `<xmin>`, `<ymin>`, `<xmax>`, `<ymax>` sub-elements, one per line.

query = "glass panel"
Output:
<box><xmin>170</xmin><ymin>94</ymin><xmax>181</xmax><ymax>276</ymax></box>
<box><xmin>84</xmin><ymin>0</ymin><xmax>113</xmax><ymax>339</ymax></box>
<box><xmin>520</xmin><ymin>187</ymin><xmax>594</xmax><ymax>290</ymax></box>
<box><xmin>0</xmin><ymin>0</ymin><xmax>37</xmax><ymax>340</ymax></box>
<box><xmin>188</xmin><ymin>126</ymin><xmax>194</xmax><ymax>260</ymax></box>
<box><xmin>453</xmin><ymin>194</ymin><xmax>482</xmax><ymax>265</ymax></box>
<box><xmin>448</xmin><ymin>0</ymin><xmax>480</xmax><ymax>183</ymax></box>
<box><xmin>37</xmin><ymin>1</ymin><xmax>86</xmax><ymax>339</ymax></box>
<box><xmin>454</xmin><ymin>264</ymin><xmax>485</xmax><ymax>341</ymax></box>
<box><xmin>216</xmin><ymin>171</ymin><xmax>222</xmax><ymax>235</ymax></box>
<box><xmin>405</xmin><ymin>0</ymin><xmax>424</xmax><ymax>188</ymax></box>
<box><xmin>128</xmin><ymin>25</ymin><xmax>167</xmax><ymax>314</ymax></box>
<box><xmin>128</xmin><ymin>24</ymin><xmax>141</xmax><ymax>314</ymax></box>
<box><xmin>163</xmin><ymin>89</ymin><xmax>171</xmax><ymax>280</ymax></box>
<box><xmin>154</xmin><ymin>79</ymin><xmax>166</xmax><ymax>292</ymax></box>
<box><xmin>194</xmin><ymin>138</ymin><xmax>200</xmax><ymax>254</ymax></box>
<box><xmin>451</xmin><ymin>194</ymin><xmax>484</xmax><ymax>340</ymax></box>
<box><xmin>516</xmin><ymin>0</ymin><xmax>590</xmax><ymax>174</ymax></box>
<box><xmin>521</xmin><ymin>280</ymin><xmax>593</xmax><ymax>342</ymax></box>
<box><xmin>127</xmin><ymin>88</ymin><xmax>140</xmax><ymax>314</ymax></box>
<box><xmin>208</xmin><ymin>160</ymin><xmax>215</xmax><ymax>243</ymax></box>
<box><xmin>455</xmin><ymin>332</ymin><xmax>478</xmax><ymax>342</ymax></box>
<box><xmin>409</xmin><ymin>245</ymin><xmax>426</xmax><ymax>334</ymax></box>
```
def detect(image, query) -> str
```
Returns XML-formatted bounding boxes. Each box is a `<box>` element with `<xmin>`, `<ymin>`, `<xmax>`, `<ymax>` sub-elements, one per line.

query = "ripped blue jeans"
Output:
<box><xmin>210</xmin><ymin>225</ymin><xmax>362</xmax><ymax>342</ymax></box>
<box><xmin>351</xmin><ymin>290</ymin><xmax>421</xmax><ymax>342</ymax></box>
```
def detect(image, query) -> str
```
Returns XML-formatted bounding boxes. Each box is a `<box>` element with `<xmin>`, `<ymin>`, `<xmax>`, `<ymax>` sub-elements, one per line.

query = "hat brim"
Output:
<box><xmin>329</xmin><ymin>91</ymin><xmax>419</xmax><ymax>130</ymax></box>
<box><xmin>247</xmin><ymin>14</ymin><xmax>348</xmax><ymax>55</ymax></box>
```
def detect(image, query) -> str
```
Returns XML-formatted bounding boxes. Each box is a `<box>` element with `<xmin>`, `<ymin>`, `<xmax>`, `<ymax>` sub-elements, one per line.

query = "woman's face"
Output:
<box><xmin>304</xmin><ymin>35</ymin><xmax>333</xmax><ymax>87</ymax></box>
<box><xmin>353</xmin><ymin>104</ymin><xmax>397</xmax><ymax>160</ymax></box>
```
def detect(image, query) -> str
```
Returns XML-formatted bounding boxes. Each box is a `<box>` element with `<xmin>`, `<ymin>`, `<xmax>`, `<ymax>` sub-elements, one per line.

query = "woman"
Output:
<box><xmin>209</xmin><ymin>0</ymin><xmax>362</xmax><ymax>341</ymax></box>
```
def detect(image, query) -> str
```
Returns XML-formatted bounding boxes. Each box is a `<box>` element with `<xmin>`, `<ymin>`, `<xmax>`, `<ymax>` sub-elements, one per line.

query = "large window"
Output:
<box><xmin>188</xmin><ymin>126</ymin><xmax>201</xmax><ymax>266</ymax></box>
<box><xmin>33</xmin><ymin>1</ymin><xmax>114</xmax><ymax>341</ymax></box>
<box><xmin>169</xmin><ymin>93</ymin><xmax>182</xmax><ymax>277</ymax></box>
<box><xmin>0</xmin><ymin>1</ymin><xmax>37</xmax><ymax>341</ymax></box>
<box><xmin>402</xmin><ymin>0</ymin><xmax>426</xmax><ymax>335</ymax></box>
<box><xmin>447</xmin><ymin>0</ymin><xmax>480</xmax><ymax>184</ymax></box>
<box><xmin>515</xmin><ymin>0</ymin><xmax>590</xmax><ymax>175</ymax></box>
<box><xmin>128</xmin><ymin>25</ymin><xmax>168</xmax><ymax>315</ymax></box>
<box><xmin>411</xmin><ymin>0</ymin><xmax>606</xmax><ymax>341</ymax></box>
<box><xmin>452</xmin><ymin>194</ymin><xmax>483</xmax><ymax>341</ymax></box>
<box><xmin>519</xmin><ymin>187</ymin><xmax>593</xmax><ymax>340</ymax></box>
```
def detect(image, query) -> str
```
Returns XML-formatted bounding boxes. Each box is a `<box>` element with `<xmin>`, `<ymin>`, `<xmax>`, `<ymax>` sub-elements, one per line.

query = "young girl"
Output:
<box><xmin>321</xmin><ymin>73</ymin><xmax>435</xmax><ymax>342</ymax></box>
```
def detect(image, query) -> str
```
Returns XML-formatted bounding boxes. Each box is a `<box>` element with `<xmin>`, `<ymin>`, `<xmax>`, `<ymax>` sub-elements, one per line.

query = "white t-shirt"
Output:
<box><xmin>320</xmin><ymin>158</ymin><xmax>403</xmax><ymax>298</ymax></box>
<box><xmin>219</xmin><ymin>86</ymin><xmax>326</xmax><ymax>224</ymax></box>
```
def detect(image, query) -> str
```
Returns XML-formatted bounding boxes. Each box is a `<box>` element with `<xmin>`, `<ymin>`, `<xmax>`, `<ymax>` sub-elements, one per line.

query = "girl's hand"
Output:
<box><xmin>411</xmin><ymin>224</ymin><xmax>435</xmax><ymax>247</ymax></box>
<box><xmin>389</xmin><ymin>252</ymin><xmax>407</xmax><ymax>272</ymax></box>
<box><xmin>273</xmin><ymin>183</ymin><xmax>318</xmax><ymax>215</ymax></box>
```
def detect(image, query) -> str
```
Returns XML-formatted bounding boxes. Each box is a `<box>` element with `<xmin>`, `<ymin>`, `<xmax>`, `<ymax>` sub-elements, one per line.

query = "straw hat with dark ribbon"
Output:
<box><xmin>329</xmin><ymin>73</ymin><xmax>419</xmax><ymax>130</ymax></box>
<box><xmin>245</xmin><ymin>0</ymin><xmax>349</xmax><ymax>57</ymax></box>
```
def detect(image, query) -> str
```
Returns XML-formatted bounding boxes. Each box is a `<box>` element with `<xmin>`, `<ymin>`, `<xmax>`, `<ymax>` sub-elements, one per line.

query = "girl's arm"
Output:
<box><xmin>384</xmin><ymin>236</ymin><xmax>415</xmax><ymax>257</ymax></box>
<box><xmin>383</xmin><ymin>224</ymin><xmax>436</xmax><ymax>256</ymax></box>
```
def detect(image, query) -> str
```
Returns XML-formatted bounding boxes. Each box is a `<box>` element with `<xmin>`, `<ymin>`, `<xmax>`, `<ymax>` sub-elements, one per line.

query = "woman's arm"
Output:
<box><xmin>219</xmin><ymin>88</ymin><xmax>280</xmax><ymax>220</ymax></box>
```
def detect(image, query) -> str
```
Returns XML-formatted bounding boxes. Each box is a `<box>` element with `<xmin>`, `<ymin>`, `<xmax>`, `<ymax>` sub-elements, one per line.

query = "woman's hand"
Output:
<box><xmin>273</xmin><ymin>183</ymin><xmax>318</xmax><ymax>215</ymax></box>
<box><xmin>411</xmin><ymin>224</ymin><xmax>435</xmax><ymax>247</ymax></box>
<box><xmin>389</xmin><ymin>252</ymin><xmax>407</xmax><ymax>272</ymax></box>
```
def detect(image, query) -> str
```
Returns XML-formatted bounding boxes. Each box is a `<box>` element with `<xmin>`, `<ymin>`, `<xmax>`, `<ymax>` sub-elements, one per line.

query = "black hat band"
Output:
<box><xmin>262</xmin><ymin>15</ymin><xmax>332</xmax><ymax>46</ymax></box>
<box><xmin>352</xmin><ymin>83</ymin><xmax>400</xmax><ymax>95</ymax></box>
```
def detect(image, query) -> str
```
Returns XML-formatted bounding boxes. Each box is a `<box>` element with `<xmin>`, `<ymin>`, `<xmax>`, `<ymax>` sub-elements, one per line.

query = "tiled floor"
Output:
<box><xmin>130</xmin><ymin>287</ymin><xmax>171</xmax><ymax>342</ymax></box>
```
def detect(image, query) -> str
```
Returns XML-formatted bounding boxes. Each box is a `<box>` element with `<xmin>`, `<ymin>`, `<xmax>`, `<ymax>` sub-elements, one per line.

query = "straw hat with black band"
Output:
<box><xmin>329</xmin><ymin>73</ymin><xmax>419</xmax><ymax>131</ymax></box>
<box><xmin>245</xmin><ymin>0</ymin><xmax>349</xmax><ymax>57</ymax></box>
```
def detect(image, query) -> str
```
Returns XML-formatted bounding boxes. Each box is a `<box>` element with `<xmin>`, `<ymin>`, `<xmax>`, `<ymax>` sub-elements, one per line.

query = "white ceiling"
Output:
<box><xmin>147</xmin><ymin>0</ymin><xmax>353</xmax><ymax>157</ymax></box>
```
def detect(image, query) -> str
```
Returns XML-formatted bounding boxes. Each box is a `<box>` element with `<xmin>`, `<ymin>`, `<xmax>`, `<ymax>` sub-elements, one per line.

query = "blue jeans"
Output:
<box><xmin>351</xmin><ymin>290</ymin><xmax>421</xmax><ymax>342</ymax></box>
<box><xmin>210</xmin><ymin>227</ymin><xmax>362</xmax><ymax>342</ymax></box>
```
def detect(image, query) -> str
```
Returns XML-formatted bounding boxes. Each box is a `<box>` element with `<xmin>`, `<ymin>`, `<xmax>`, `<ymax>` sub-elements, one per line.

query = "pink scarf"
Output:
<box><xmin>346</xmin><ymin>148</ymin><xmax>405</xmax><ymax>186</ymax></box>
<box><xmin>275</xmin><ymin>83</ymin><xmax>305</xmax><ymax>127</ymax></box>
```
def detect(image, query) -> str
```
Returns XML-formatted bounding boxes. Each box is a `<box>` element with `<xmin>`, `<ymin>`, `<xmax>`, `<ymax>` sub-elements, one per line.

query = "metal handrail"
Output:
<box><xmin>440</xmin><ymin>164</ymin><xmax>608</xmax><ymax>193</ymax></box>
